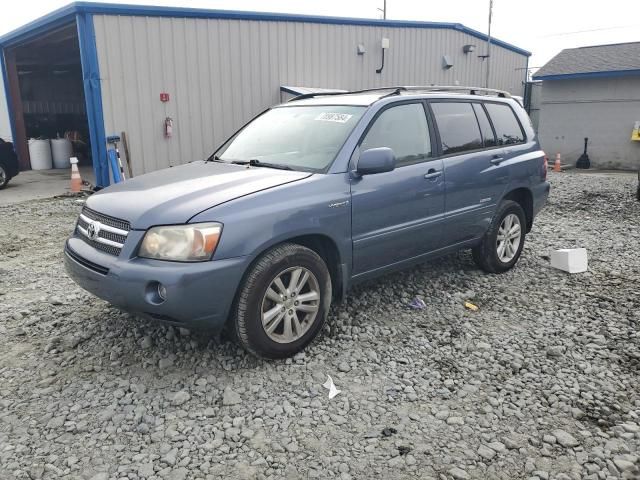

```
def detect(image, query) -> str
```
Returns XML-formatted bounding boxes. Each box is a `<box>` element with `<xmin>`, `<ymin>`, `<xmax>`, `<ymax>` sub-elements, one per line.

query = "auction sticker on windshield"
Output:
<box><xmin>315</xmin><ymin>112</ymin><xmax>353</xmax><ymax>123</ymax></box>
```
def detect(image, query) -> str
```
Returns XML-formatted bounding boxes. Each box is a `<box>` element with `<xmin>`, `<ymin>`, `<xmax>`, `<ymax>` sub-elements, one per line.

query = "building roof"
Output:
<box><xmin>0</xmin><ymin>2</ymin><xmax>530</xmax><ymax>56</ymax></box>
<box><xmin>533</xmin><ymin>42</ymin><xmax>640</xmax><ymax>81</ymax></box>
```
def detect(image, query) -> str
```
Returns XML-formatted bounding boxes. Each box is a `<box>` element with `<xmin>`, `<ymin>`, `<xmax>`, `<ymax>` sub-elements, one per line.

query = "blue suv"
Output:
<box><xmin>65</xmin><ymin>86</ymin><xmax>550</xmax><ymax>358</ymax></box>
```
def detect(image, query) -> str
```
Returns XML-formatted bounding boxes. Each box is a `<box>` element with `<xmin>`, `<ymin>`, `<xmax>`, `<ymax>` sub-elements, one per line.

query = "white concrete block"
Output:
<box><xmin>550</xmin><ymin>248</ymin><xmax>588</xmax><ymax>273</ymax></box>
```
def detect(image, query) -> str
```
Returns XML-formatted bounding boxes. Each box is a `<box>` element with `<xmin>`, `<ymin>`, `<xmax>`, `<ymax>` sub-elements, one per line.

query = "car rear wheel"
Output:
<box><xmin>0</xmin><ymin>165</ymin><xmax>8</xmax><ymax>190</ymax></box>
<box><xmin>231</xmin><ymin>243</ymin><xmax>332</xmax><ymax>359</ymax></box>
<box><xmin>472</xmin><ymin>200</ymin><xmax>526</xmax><ymax>273</ymax></box>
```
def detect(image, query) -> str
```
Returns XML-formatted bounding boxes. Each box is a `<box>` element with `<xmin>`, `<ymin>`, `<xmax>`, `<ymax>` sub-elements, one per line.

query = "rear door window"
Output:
<box><xmin>431</xmin><ymin>102</ymin><xmax>483</xmax><ymax>155</ymax></box>
<box><xmin>360</xmin><ymin>103</ymin><xmax>432</xmax><ymax>167</ymax></box>
<box><xmin>472</xmin><ymin>103</ymin><xmax>496</xmax><ymax>147</ymax></box>
<box><xmin>484</xmin><ymin>103</ymin><xmax>525</xmax><ymax>145</ymax></box>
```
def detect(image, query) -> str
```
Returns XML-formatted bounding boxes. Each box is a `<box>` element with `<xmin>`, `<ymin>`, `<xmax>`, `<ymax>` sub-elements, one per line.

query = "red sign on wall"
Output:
<box><xmin>160</xmin><ymin>93</ymin><xmax>170</xmax><ymax>102</ymax></box>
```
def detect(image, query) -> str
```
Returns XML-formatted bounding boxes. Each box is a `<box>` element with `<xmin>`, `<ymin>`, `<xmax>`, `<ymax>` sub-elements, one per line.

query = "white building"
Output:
<box><xmin>534</xmin><ymin>42</ymin><xmax>640</xmax><ymax>170</ymax></box>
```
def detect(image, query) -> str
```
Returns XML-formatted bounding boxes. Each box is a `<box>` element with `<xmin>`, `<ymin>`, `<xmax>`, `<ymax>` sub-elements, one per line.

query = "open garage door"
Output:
<box><xmin>3</xmin><ymin>23</ymin><xmax>93</xmax><ymax>174</ymax></box>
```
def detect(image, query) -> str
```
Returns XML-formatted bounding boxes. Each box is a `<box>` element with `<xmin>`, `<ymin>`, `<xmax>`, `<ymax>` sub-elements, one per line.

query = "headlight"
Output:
<box><xmin>139</xmin><ymin>223</ymin><xmax>222</xmax><ymax>262</ymax></box>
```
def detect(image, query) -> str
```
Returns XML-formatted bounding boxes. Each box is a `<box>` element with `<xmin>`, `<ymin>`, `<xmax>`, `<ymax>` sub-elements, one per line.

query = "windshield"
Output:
<box><xmin>215</xmin><ymin>105</ymin><xmax>365</xmax><ymax>172</ymax></box>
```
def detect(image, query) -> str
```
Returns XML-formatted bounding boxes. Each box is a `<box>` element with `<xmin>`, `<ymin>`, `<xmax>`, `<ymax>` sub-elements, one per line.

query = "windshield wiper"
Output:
<box><xmin>231</xmin><ymin>159</ymin><xmax>293</xmax><ymax>171</ymax></box>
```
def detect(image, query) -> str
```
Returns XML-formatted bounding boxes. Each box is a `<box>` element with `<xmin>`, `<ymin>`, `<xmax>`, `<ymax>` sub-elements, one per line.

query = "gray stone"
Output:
<box><xmin>89</xmin><ymin>474</ymin><xmax>109</xmax><ymax>480</ymax></box>
<box><xmin>138</xmin><ymin>463</ymin><xmax>154</xmax><ymax>478</ymax></box>
<box><xmin>46</xmin><ymin>415</ymin><xmax>66</xmax><ymax>429</ymax></box>
<box><xmin>546</xmin><ymin>346</ymin><xmax>565</xmax><ymax>357</ymax></box>
<box><xmin>171</xmin><ymin>390</ymin><xmax>190</xmax><ymax>406</ymax></box>
<box><xmin>449</xmin><ymin>467</ymin><xmax>470</xmax><ymax>480</ymax></box>
<box><xmin>338</xmin><ymin>362</ymin><xmax>351</xmax><ymax>372</ymax></box>
<box><xmin>613</xmin><ymin>458</ymin><xmax>634</xmax><ymax>472</ymax></box>
<box><xmin>552</xmin><ymin>429</ymin><xmax>579</xmax><ymax>448</ymax></box>
<box><xmin>168</xmin><ymin>467</ymin><xmax>188</xmax><ymax>480</ymax></box>
<box><xmin>446</xmin><ymin>416</ymin><xmax>464</xmax><ymax>425</ymax></box>
<box><xmin>478</xmin><ymin>445</ymin><xmax>497</xmax><ymax>460</ymax></box>
<box><xmin>162</xmin><ymin>449</ymin><xmax>178</xmax><ymax>466</ymax></box>
<box><xmin>158</xmin><ymin>357</ymin><xmax>174</xmax><ymax>369</ymax></box>
<box><xmin>223</xmin><ymin>387</ymin><xmax>241</xmax><ymax>406</ymax></box>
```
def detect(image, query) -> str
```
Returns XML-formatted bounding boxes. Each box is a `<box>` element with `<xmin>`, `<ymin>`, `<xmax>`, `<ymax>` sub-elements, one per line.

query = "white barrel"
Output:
<box><xmin>51</xmin><ymin>138</ymin><xmax>73</xmax><ymax>169</ymax></box>
<box><xmin>28</xmin><ymin>139</ymin><xmax>53</xmax><ymax>170</ymax></box>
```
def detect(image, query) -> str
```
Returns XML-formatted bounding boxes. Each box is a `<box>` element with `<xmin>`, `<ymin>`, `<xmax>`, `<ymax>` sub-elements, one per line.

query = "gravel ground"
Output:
<box><xmin>1</xmin><ymin>171</ymin><xmax>639</xmax><ymax>480</ymax></box>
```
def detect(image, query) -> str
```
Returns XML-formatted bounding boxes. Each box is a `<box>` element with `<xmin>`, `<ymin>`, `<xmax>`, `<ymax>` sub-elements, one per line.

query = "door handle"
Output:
<box><xmin>424</xmin><ymin>170</ymin><xmax>442</xmax><ymax>180</ymax></box>
<box><xmin>490</xmin><ymin>155</ymin><xmax>505</xmax><ymax>165</ymax></box>
<box><xmin>424</xmin><ymin>169</ymin><xmax>442</xmax><ymax>180</ymax></box>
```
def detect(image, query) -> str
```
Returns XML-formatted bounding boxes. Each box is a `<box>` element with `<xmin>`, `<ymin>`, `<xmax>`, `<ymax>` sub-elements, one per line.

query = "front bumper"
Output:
<box><xmin>64</xmin><ymin>236</ymin><xmax>248</xmax><ymax>330</ymax></box>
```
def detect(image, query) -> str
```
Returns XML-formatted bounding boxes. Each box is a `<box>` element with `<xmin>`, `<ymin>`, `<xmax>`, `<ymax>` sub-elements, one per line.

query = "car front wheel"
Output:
<box><xmin>472</xmin><ymin>200</ymin><xmax>526</xmax><ymax>273</ymax></box>
<box><xmin>231</xmin><ymin>243</ymin><xmax>332</xmax><ymax>359</ymax></box>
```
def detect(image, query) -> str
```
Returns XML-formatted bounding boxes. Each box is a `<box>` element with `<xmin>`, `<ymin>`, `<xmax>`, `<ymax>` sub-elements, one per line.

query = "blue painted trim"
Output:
<box><xmin>0</xmin><ymin>2</ymin><xmax>530</xmax><ymax>57</ymax></box>
<box><xmin>0</xmin><ymin>5</ymin><xmax>78</xmax><ymax>47</ymax></box>
<box><xmin>0</xmin><ymin>50</ymin><xmax>16</xmax><ymax>143</ymax></box>
<box><xmin>76</xmin><ymin>12</ymin><xmax>109</xmax><ymax>187</ymax></box>
<box><xmin>533</xmin><ymin>69</ymin><xmax>640</xmax><ymax>81</ymax></box>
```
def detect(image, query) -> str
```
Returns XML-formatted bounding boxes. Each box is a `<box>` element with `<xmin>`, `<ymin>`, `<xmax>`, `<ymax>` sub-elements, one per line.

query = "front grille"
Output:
<box><xmin>65</xmin><ymin>244</ymin><xmax>109</xmax><ymax>275</ymax></box>
<box><xmin>82</xmin><ymin>206</ymin><xmax>131</xmax><ymax>231</ymax></box>
<box><xmin>77</xmin><ymin>237</ymin><xmax>122</xmax><ymax>256</ymax></box>
<box><xmin>76</xmin><ymin>206</ymin><xmax>131</xmax><ymax>256</ymax></box>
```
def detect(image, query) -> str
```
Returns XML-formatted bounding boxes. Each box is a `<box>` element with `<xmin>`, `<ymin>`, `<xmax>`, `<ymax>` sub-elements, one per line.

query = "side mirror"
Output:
<box><xmin>356</xmin><ymin>147</ymin><xmax>396</xmax><ymax>175</ymax></box>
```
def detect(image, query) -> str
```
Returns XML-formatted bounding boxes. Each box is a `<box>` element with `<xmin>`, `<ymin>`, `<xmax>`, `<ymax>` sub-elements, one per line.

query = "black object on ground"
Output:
<box><xmin>398</xmin><ymin>446</ymin><xmax>412</xmax><ymax>456</ymax></box>
<box><xmin>576</xmin><ymin>137</ymin><xmax>591</xmax><ymax>169</ymax></box>
<box><xmin>381</xmin><ymin>427</ymin><xmax>397</xmax><ymax>437</ymax></box>
<box><xmin>0</xmin><ymin>138</ymin><xmax>20</xmax><ymax>189</ymax></box>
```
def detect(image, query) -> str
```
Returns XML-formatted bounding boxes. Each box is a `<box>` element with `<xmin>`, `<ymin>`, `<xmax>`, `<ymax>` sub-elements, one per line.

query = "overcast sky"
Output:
<box><xmin>1</xmin><ymin>0</ymin><xmax>638</xmax><ymax>74</ymax></box>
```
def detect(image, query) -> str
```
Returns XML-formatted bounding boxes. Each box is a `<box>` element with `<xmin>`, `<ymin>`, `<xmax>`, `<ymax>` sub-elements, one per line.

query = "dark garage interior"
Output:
<box><xmin>4</xmin><ymin>22</ymin><xmax>92</xmax><ymax>170</ymax></box>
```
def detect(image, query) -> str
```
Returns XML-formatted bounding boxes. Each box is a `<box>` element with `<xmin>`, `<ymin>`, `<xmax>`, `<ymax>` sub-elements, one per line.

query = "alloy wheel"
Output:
<box><xmin>496</xmin><ymin>213</ymin><xmax>521</xmax><ymax>263</ymax></box>
<box><xmin>260</xmin><ymin>266</ymin><xmax>321</xmax><ymax>344</ymax></box>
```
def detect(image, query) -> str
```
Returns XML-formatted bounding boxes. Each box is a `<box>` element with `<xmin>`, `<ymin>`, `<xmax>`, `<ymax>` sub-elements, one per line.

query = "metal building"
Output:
<box><xmin>0</xmin><ymin>2</ymin><xmax>530</xmax><ymax>186</ymax></box>
<box><xmin>533</xmin><ymin>42</ymin><xmax>640</xmax><ymax>170</ymax></box>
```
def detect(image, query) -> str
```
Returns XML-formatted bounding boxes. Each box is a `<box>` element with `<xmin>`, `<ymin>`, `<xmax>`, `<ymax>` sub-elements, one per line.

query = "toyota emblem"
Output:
<box><xmin>87</xmin><ymin>221</ymin><xmax>101</xmax><ymax>240</ymax></box>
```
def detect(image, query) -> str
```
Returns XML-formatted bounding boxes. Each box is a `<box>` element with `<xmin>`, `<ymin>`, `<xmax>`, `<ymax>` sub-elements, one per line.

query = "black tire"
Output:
<box><xmin>472</xmin><ymin>200</ymin><xmax>526</xmax><ymax>273</ymax></box>
<box><xmin>231</xmin><ymin>243</ymin><xmax>332</xmax><ymax>359</ymax></box>
<box><xmin>0</xmin><ymin>165</ymin><xmax>8</xmax><ymax>190</ymax></box>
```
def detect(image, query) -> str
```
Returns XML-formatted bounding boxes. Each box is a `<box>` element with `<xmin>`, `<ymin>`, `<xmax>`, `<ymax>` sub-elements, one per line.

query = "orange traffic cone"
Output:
<box><xmin>70</xmin><ymin>157</ymin><xmax>82</xmax><ymax>192</ymax></box>
<box><xmin>553</xmin><ymin>153</ymin><xmax>562</xmax><ymax>172</ymax></box>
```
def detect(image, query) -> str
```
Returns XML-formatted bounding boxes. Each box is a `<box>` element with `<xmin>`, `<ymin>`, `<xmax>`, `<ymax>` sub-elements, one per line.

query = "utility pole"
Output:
<box><xmin>377</xmin><ymin>0</ymin><xmax>387</xmax><ymax>19</ymax></box>
<box><xmin>485</xmin><ymin>0</ymin><xmax>493</xmax><ymax>88</ymax></box>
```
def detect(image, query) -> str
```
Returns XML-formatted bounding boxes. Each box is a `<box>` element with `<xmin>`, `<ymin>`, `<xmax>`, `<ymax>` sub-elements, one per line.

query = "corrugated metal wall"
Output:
<box><xmin>93</xmin><ymin>15</ymin><xmax>527</xmax><ymax>175</ymax></box>
<box><xmin>0</xmin><ymin>67</ymin><xmax>12</xmax><ymax>141</ymax></box>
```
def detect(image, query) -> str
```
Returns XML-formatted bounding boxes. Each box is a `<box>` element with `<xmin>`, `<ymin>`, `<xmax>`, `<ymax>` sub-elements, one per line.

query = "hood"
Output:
<box><xmin>86</xmin><ymin>161</ymin><xmax>312</xmax><ymax>229</ymax></box>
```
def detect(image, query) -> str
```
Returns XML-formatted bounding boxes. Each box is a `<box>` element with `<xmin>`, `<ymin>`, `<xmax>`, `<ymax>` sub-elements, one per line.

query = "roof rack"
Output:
<box><xmin>288</xmin><ymin>85</ymin><xmax>511</xmax><ymax>101</ymax></box>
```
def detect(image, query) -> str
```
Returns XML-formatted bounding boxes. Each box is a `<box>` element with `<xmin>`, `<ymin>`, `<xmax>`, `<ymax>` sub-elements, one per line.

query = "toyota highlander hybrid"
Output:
<box><xmin>65</xmin><ymin>86</ymin><xmax>550</xmax><ymax>359</ymax></box>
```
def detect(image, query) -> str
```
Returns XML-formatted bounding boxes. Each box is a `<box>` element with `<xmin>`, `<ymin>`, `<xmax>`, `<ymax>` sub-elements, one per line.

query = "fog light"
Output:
<box><xmin>145</xmin><ymin>281</ymin><xmax>167</xmax><ymax>305</ymax></box>
<box><xmin>157</xmin><ymin>283</ymin><xmax>167</xmax><ymax>301</ymax></box>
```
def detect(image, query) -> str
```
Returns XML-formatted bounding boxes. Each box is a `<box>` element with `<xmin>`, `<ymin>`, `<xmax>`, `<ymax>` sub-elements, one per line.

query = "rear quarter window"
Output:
<box><xmin>472</xmin><ymin>103</ymin><xmax>497</xmax><ymax>148</ymax></box>
<box><xmin>484</xmin><ymin>103</ymin><xmax>525</xmax><ymax>145</ymax></box>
